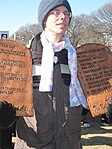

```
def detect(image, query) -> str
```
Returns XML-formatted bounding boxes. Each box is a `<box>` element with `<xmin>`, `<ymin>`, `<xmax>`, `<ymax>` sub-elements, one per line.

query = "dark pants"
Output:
<box><xmin>0</xmin><ymin>127</ymin><xmax>13</xmax><ymax>149</ymax></box>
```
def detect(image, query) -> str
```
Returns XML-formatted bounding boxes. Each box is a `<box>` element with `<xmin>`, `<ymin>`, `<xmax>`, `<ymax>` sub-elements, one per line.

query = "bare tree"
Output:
<box><xmin>10</xmin><ymin>2</ymin><xmax>112</xmax><ymax>50</ymax></box>
<box><xmin>67</xmin><ymin>2</ymin><xmax>112</xmax><ymax>49</ymax></box>
<box><xmin>91</xmin><ymin>2</ymin><xmax>112</xmax><ymax>46</ymax></box>
<box><xmin>67</xmin><ymin>15</ymin><xmax>89</xmax><ymax>48</ymax></box>
<box><xmin>10</xmin><ymin>24</ymin><xmax>42</xmax><ymax>44</ymax></box>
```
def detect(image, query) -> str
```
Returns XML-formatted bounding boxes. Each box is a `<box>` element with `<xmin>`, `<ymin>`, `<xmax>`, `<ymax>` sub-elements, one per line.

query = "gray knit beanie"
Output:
<box><xmin>38</xmin><ymin>0</ymin><xmax>72</xmax><ymax>29</ymax></box>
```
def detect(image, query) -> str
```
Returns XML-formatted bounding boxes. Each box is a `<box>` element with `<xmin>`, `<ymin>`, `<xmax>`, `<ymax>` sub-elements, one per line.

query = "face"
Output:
<box><xmin>44</xmin><ymin>6</ymin><xmax>71</xmax><ymax>35</ymax></box>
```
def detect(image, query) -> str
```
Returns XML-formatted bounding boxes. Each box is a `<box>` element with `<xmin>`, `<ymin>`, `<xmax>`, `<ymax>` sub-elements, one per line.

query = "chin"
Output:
<box><xmin>56</xmin><ymin>29</ymin><xmax>66</xmax><ymax>34</ymax></box>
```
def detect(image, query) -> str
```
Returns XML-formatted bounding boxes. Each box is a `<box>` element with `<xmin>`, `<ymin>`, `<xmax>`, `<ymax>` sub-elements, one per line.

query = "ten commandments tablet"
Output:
<box><xmin>0</xmin><ymin>39</ymin><xmax>33</xmax><ymax>116</ymax></box>
<box><xmin>76</xmin><ymin>43</ymin><xmax>112</xmax><ymax>117</ymax></box>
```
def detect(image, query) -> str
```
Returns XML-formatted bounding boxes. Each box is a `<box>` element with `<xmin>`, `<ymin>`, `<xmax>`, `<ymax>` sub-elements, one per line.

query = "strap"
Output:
<box><xmin>54</xmin><ymin>49</ymin><xmax>71</xmax><ymax>86</ymax></box>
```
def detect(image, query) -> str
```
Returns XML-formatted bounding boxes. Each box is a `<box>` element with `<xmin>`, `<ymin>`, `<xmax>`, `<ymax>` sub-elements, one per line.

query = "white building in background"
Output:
<box><xmin>0</xmin><ymin>31</ymin><xmax>9</xmax><ymax>39</ymax></box>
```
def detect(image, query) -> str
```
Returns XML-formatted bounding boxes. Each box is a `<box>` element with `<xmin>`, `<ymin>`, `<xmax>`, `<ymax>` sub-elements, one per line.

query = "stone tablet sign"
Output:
<box><xmin>0</xmin><ymin>39</ymin><xmax>33</xmax><ymax>116</ymax></box>
<box><xmin>76</xmin><ymin>43</ymin><xmax>112</xmax><ymax>117</ymax></box>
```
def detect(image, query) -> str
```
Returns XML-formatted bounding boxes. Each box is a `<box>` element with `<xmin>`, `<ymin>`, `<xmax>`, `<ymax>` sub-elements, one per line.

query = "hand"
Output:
<box><xmin>0</xmin><ymin>101</ymin><xmax>16</xmax><ymax>129</ymax></box>
<box><xmin>106</xmin><ymin>102</ymin><xmax>112</xmax><ymax>123</ymax></box>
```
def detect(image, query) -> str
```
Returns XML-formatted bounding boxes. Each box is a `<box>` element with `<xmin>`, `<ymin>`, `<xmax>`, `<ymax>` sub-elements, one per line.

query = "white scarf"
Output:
<box><xmin>37</xmin><ymin>32</ymin><xmax>87</xmax><ymax>108</ymax></box>
<box><xmin>39</xmin><ymin>31</ymin><xmax>73</xmax><ymax>92</ymax></box>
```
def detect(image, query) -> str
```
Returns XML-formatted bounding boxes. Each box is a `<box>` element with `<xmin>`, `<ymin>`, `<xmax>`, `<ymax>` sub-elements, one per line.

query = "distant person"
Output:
<box><xmin>81</xmin><ymin>107</ymin><xmax>91</xmax><ymax>127</ymax></box>
<box><xmin>1</xmin><ymin>34</ymin><xmax>7</xmax><ymax>39</ymax></box>
<box><xmin>81</xmin><ymin>103</ymin><xmax>112</xmax><ymax>127</ymax></box>
<box><xmin>101</xmin><ymin>102</ymin><xmax>112</xmax><ymax>126</ymax></box>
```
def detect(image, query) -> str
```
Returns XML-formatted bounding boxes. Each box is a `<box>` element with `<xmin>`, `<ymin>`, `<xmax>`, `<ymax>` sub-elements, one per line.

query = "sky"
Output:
<box><xmin>0</xmin><ymin>0</ymin><xmax>111</xmax><ymax>36</ymax></box>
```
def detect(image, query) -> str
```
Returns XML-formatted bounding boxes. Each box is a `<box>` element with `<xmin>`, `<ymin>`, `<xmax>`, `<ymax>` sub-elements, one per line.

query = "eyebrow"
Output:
<box><xmin>53</xmin><ymin>8</ymin><xmax>69</xmax><ymax>12</ymax></box>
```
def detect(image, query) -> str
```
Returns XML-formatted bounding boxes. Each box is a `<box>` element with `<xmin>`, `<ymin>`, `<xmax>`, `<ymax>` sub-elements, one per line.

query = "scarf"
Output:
<box><xmin>39</xmin><ymin>32</ymin><xmax>88</xmax><ymax>108</ymax></box>
<box><xmin>39</xmin><ymin>31</ymin><xmax>74</xmax><ymax>91</ymax></box>
<box><xmin>39</xmin><ymin>31</ymin><xmax>87</xmax><ymax>108</ymax></box>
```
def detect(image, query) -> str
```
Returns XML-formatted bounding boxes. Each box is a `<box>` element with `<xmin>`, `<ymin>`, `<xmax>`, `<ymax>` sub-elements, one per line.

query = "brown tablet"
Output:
<box><xmin>76</xmin><ymin>43</ymin><xmax>112</xmax><ymax>117</ymax></box>
<box><xmin>0</xmin><ymin>39</ymin><xmax>33</xmax><ymax>116</ymax></box>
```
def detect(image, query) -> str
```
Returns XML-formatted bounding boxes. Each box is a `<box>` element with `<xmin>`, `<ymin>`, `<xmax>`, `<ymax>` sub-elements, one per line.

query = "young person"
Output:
<box><xmin>0</xmin><ymin>0</ymin><xmax>88</xmax><ymax>148</ymax></box>
<box><xmin>0</xmin><ymin>1</ymin><xmax>112</xmax><ymax>148</ymax></box>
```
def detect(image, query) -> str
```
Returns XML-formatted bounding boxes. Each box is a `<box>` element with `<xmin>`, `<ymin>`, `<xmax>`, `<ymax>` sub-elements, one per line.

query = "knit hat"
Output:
<box><xmin>38</xmin><ymin>0</ymin><xmax>72</xmax><ymax>29</ymax></box>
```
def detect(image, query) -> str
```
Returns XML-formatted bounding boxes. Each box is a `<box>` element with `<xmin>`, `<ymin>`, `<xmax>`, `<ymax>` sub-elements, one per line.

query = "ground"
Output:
<box><xmin>81</xmin><ymin>125</ymin><xmax>112</xmax><ymax>149</ymax></box>
<box><xmin>12</xmin><ymin>125</ymin><xmax>112</xmax><ymax>149</ymax></box>
<box><xmin>12</xmin><ymin>114</ymin><xmax>112</xmax><ymax>149</ymax></box>
<box><xmin>81</xmin><ymin>112</ymin><xmax>112</xmax><ymax>149</ymax></box>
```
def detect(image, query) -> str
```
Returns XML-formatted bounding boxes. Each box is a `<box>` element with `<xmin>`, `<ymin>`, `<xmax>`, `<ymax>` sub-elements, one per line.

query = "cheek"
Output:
<box><xmin>45</xmin><ymin>18</ymin><xmax>53</xmax><ymax>28</ymax></box>
<box><xmin>66</xmin><ymin>19</ymin><xmax>70</xmax><ymax>26</ymax></box>
<box><xmin>45</xmin><ymin>16</ymin><xmax>58</xmax><ymax>28</ymax></box>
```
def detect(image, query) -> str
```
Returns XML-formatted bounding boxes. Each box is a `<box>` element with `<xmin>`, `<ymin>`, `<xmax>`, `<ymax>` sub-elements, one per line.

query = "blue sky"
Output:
<box><xmin>0</xmin><ymin>0</ymin><xmax>111</xmax><ymax>36</ymax></box>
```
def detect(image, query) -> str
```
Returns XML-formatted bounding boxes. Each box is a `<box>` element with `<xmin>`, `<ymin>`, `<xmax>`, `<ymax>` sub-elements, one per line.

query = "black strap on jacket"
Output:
<box><xmin>54</xmin><ymin>49</ymin><xmax>71</xmax><ymax>86</ymax></box>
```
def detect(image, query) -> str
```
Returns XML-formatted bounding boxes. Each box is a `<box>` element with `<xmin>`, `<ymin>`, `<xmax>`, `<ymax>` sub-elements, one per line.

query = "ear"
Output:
<box><xmin>44</xmin><ymin>22</ymin><xmax>46</xmax><ymax>28</ymax></box>
<box><xmin>43</xmin><ymin>17</ymin><xmax>47</xmax><ymax>29</ymax></box>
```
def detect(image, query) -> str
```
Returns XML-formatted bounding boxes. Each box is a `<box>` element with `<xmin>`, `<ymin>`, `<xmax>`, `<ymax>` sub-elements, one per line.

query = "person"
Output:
<box><xmin>1</xmin><ymin>34</ymin><xmax>7</xmax><ymax>39</ymax></box>
<box><xmin>81</xmin><ymin>104</ymin><xmax>112</xmax><ymax>127</ymax></box>
<box><xmin>0</xmin><ymin>101</ymin><xmax>16</xmax><ymax>149</ymax></box>
<box><xmin>106</xmin><ymin>102</ymin><xmax>112</xmax><ymax>124</ymax></box>
<box><xmin>0</xmin><ymin>0</ymin><xmax>93</xmax><ymax>148</ymax></box>
<box><xmin>81</xmin><ymin>107</ymin><xmax>91</xmax><ymax>128</ymax></box>
<box><xmin>0</xmin><ymin>0</ymin><xmax>112</xmax><ymax>148</ymax></box>
<box><xmin>0</xmin><ymin>126</ymin><xmax>14</xmax><ymax>149</ymax></box>
<box><xmin>101</xmin><ymin>102</ymin><xmax>112</xmax><ymax>126</ymax></box>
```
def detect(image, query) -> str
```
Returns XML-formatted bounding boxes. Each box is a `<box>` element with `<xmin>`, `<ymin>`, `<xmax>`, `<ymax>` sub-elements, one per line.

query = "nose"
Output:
<box><xmin>59</xmin><ymin>13</ymin><xmax>66</xmax><ymax>20</ymax></box>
